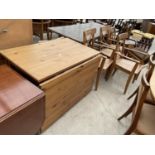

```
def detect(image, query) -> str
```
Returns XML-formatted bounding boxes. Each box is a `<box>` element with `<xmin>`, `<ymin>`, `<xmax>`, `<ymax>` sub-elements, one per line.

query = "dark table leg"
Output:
<box><xmin>47</xmin><ymin>30</ymin><xmax>52</xmax><ymax>40</ymax></box>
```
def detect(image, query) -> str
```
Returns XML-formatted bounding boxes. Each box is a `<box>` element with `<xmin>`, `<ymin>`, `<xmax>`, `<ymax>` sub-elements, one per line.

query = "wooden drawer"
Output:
<box><xmin>40</xmin><ymin>56</ymin><xmax>101</xmax><ymax>131</ymax></box>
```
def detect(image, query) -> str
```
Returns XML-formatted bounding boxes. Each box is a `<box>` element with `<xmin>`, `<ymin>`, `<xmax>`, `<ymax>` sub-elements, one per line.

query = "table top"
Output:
<box><xmin>0</xmin><ymin>65</ymin><xmax>44</xmax><ymax>120</ymax></box>
<box><xmin>150</xmin><ymin>69</ymin><xmax>155</xmax><ymax>100</ymax></box>
<box><xmin>48</xmin><ymin>22</ymin><xmax>103</xmax><ymax>43</ymax></box>
<box><xmin>0</xmin><ymin>38</ymin><xmax>99</xmax><ymax>83</ymax></box>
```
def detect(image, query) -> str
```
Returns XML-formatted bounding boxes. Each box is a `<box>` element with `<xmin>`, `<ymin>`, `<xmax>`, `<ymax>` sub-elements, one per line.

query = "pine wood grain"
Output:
<box><xmin>1</xmin><ymin>38</ymin><xmax>99</xmax><ymax>83</ymax></box>
<box><xmin>40</xmin><ymin>56</ymin><xmax>101</xmax><ymax>131</ymax></box>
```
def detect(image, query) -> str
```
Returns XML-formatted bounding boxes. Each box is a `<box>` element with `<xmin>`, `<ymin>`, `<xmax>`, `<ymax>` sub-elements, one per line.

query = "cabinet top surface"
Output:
<box><xmin>0</xmin><ymin>65</ymin><xmax>44</xmax><ymax>120</ymax></box>
<box><xmin>0</xmin><ymin>38</ymin><xmax>99</xmax><ymax>83</ymax></box>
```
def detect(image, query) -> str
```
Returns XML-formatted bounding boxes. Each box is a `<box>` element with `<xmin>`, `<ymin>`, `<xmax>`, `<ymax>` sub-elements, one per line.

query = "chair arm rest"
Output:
<box><xmin>108</xmin><ymin>38</ymin><xmax>117</xmax><ymax>43</ymax></box>
<box><xmin>124</xmin><ymin>47</ymin><xmax>149</xmax><ymax>56</ymax></box>
<box><xmin>102</xmin><ymin>55</ymin><xmax>108</xmax><ymax>59</ymax></box>
<box><xmin>116</xmin><ymin>52</ymin><xmax>140</xmax><ymax>64</ymax></box>
<box><xmin>95</xmin><ymin>41</ymin><xmax>115</xmax><ymax>50</ymax></box>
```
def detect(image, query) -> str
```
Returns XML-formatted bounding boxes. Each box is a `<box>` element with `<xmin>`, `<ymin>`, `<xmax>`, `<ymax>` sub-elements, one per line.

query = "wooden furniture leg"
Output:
<box><xmin>124</xmin><ymin>63</ymin><xmax>138</xmax><ymax>94</ymax></box>
<box><xmin>127</xmin><ymin>87</ymin><xmax>139</xmax><ymax>100</ymax></box>
<box><xmin>118</xmin><ymin>98</ymin><xmax>136</xmax><ymax>120</ymax></box>
<box><xmin>95</xmin><ymin>58</ymin><xmax>105</xmax><ymax>91</ymax></box>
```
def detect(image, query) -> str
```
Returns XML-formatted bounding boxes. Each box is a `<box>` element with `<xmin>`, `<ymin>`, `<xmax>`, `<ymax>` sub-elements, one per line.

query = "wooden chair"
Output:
<box><xmin>109</xmin><ymin>51</ymin><xmax>142</xmax><ymax>94</ymax></box>
<box><xmin>117</xmin><ymin>32</ymin><xmax>137</xmax><ymax>54</ymax></box>
<box><xmin>124</xmin><ymin>36</ymin><xmax>153</xmax><ymax>64</ymax></box>
<box><xmin>116</xmin><ymin>32</ymin><xmax>129</xmax><ymax>53</ymax></box>
<box><xmin>33</xmin><ymin>19</ymin><xmax>51</xmax><ymax>40</ymax></box>
<box><xmin>83</xmin><ymin>28</ymin><xmax>113</xmax><ymax>90</ymax></box>
<box><xmin>83</xmin><ymin>28</ymin><xmax>96</xmax><ymax>48</ymax></box>
<box><xmin>99</xmin><ymin>31</ymin><xmax>135</xmax><ymax>59</ymax></box>
<box><xmin>128</xmin><ymin>54</ymin><xmax>155</xmax><ymax>104</ymax></box>
<box><xmin>103</xmin><ymin>33</ymin><xmax>143</xmax><ymax>94</ymax></box>
<box><xmin>96</xmin><ymin>26</ymin><xmax>118</xmax><ymax>59</ymax></box>
<box><xmin>97</xmin><ymin>32</ymin><xmax>142</xmax><ymax>94</ymax></box>
<box><xmin>118</xmin><ymin>71</ymin><xmax>155</xmax><ymax>135</ymax></box>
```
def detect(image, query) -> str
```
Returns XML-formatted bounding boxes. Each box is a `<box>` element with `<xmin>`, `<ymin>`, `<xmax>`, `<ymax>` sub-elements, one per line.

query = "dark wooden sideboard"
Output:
<box><xmin>0</xmin><ymin>65</ymin><xmax>45</xmax><ymax>135</ymax></box>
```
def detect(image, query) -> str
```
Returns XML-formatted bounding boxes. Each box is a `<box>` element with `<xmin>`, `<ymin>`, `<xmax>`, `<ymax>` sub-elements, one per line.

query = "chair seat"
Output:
<box><xmin>103</xmin><ymin>59</ymin><xmax>113</xmax><ymax>70</ymax></box>
<box><xmin>109</xmin><ymin>44</ymin><xmax>116</xmax><ymax>50</ymax></box>
<box><xmin>101</xmin><ymin>48</ymin><xmax>113</xmax><ymax>58</ymax></box>
<box><xmin>136</xmin><ymin>103</ymin><xmax>155</xmax><ymax>134</ymax></box>
<box><xmin>145</xmin><ymin>90</ymin><xmax>155</xmax><ymax>104</ymax></box>
<box><xmin>116</xmin><ymin>58</ymin><xmax>136</xmax><ymax>72</ymax></box>
<box><xmin>99</xmin><ymin>58</ymin><xmax>113</xmax><ymax>70</ymax></box>
<box><xmin>116</xmin><ymin>58</ymin><xmax>142</xmax><ymax>75</ymax></box>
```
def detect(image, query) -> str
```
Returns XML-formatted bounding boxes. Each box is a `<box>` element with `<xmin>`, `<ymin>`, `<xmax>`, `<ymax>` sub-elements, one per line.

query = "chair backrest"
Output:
<box><xmin>147</xmin><ymin>54</ymin><xmax>155</xmax><ymax>81</ymax></box>
<box><xmin>127</xmin><ymin>71</ymin><xmax>150</xmax><ymax>134</ymax></box>
<box><xmin>107</xmin><ymin>19</ymin><xmax>116</xmax><ymax>26</ymax></box>
<box><xmin>117</xmin><ymin>32</ymin><xmax>129</xmax><ymax>41</ymax></box>
<box><xmin>107</xmin><ymin>27</ymin><xmax>117</xmax><ymax>44</ymax></box>
<box><xmin>83</xmin><ymin>28</ymin><xmax>96</xmax><ymax>48</ymax></box>
<box><xmin>117</xmin><ymin>32</ymin><xmax>129</xmax><ymax>53</ymax></box>
<box><xmin>100</xmin><ymin>26</ymin><xmax>117</xmax><ymax>44</ymax></box>
<box><xmin>100</xmin><ymin>26</ymin><xmax>110</xmax><ymax>43</ymax></box>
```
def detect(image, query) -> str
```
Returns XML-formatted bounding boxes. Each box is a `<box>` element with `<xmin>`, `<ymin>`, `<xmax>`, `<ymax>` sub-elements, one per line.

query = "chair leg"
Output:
<box><xmin>132</xmin><ymin>74</ymin><xmax>138</xmax><ymax>83</ymax></box>
<box><xmin>105</xmin><ymin>64</ymin><xmax>113</xmax><ymax>81</ymax></box>
<box><xmin>132</xmin><ymin>75</ymin><xmax>136</xmax><ymax>83</ymax></box>
<box><xmin>124</xmin><ymin>126</ymin><xmax>135</xmax><ymax>135</ymax></box>
<box><xmin>112</xmin><ymin>68</ymin><xmax>117</xmax><ymax>76</ymax></box>
<box><xmin>124</xmin><ymin>74</ymin><xmax>134</xmax><ymax>94</ymax></box>
<box><xmin>95</xmin><ymin>68</ymin><xmax>102</xmax><ymax>91</ymax></box>
<box><xmin>127</xmin><ymin>87</ymin><xmax>139</xmax><ymax>100</ymax></box>
<box><xmin>47</xmin><ymin>29</ymin><xmax>50</xmax><ymax>40</ymax></box>
<box><xmin>106</xmin><ymin>65</ymin><xmax>115</xmax><ymax>81</ymax></box>
<box><xmin>117</xmin><ymin>100</ymin><xmax>135</xmax><ymax>121</ymax></box>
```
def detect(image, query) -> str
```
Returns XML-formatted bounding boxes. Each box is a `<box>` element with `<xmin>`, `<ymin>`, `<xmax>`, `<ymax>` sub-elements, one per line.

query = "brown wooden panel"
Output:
<box><xmin>0</xmin><ymin>65</ymin><xmax>45</xmax><ymax>134</ymax></box>
<box><xmin>0</xmin><ymin>19</ymin><xmax>32</xmax><ymax>50</ymax></box>
<box><xmin>0</xmin><ymin>65</ymin><xmax>44</xmax><ymax>118</ymax></box>
<box><xmin>40</xmin><ymin>56</ymin><xmax>101</xmax><ymax>131</ymax></box>
<box><xmin>0</xmin><ymin>98</ymin><xmax>45</xmax><ymax>135</ymax></box>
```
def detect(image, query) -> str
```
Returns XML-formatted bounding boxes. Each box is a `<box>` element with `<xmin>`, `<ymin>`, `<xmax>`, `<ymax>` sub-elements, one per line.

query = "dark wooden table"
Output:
<box><xmin>48</xmin><ymin>22</ymin><xmax>103</xmax><ymax>43</ymax></box>
<box><xmin>0</xmin><ymin>65</ymin><xmax>45</xmax><ymax>134</ymax></box>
